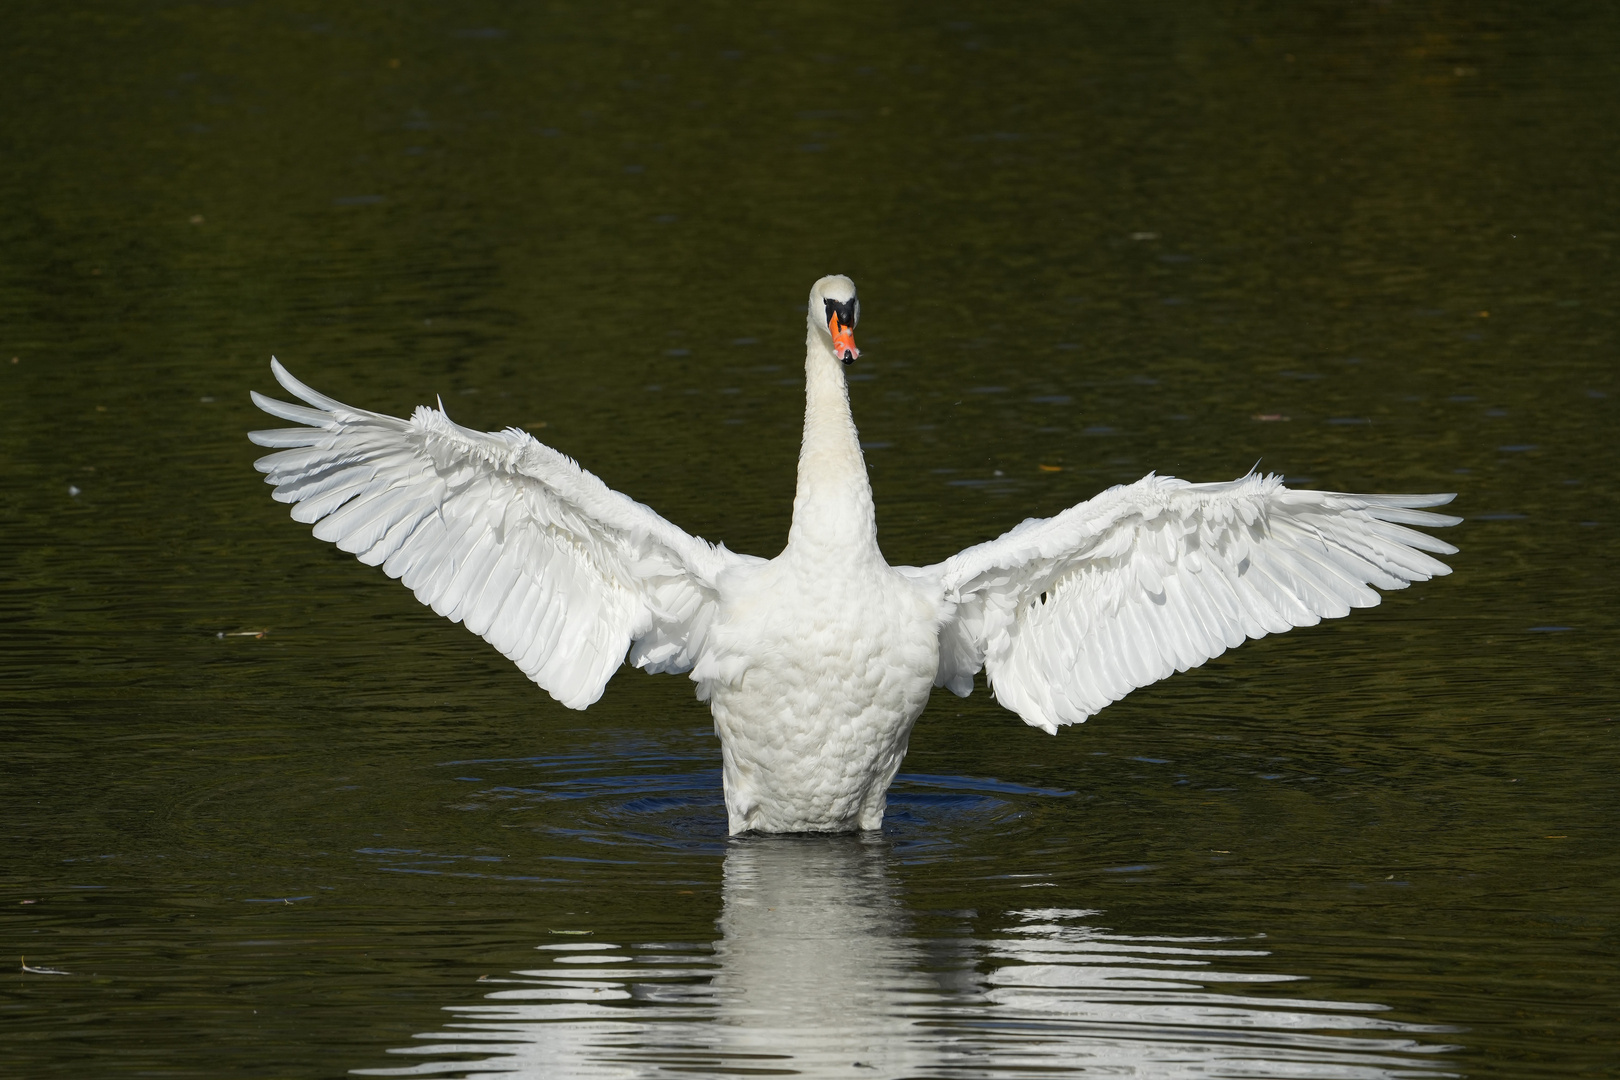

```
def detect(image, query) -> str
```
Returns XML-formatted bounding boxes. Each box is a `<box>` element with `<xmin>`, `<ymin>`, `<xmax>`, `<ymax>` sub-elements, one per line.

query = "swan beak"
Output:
<box><xmin>828</xmin><ymin>316</ymin><xmax>860</xmax><ymax>364</ymax></box>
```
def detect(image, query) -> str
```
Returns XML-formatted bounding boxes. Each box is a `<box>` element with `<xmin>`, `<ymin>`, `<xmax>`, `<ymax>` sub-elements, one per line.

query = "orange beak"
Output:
<box><xmin>828</xmin><ymin>314</ymin><xmax>859</xmax><ymax>363</ymax></box>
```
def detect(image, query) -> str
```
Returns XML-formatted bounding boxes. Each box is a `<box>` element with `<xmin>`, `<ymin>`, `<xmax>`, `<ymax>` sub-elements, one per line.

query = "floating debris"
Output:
<box><xmin>1251</xmin><ymin>414</ymin><xmax>1290</xmax><ymax>422</ymax></box>
<box><xmin>218</xmin><ymin>629</ymin><xmax>269</xmax><ymax>639</ymax></box>
<box><xmin>548</xmin><ymin>929</ymin><xmax>592</xmax><ymax>936</ymax></box>
<box><xmin>21</xmin><ymin>957</ymin><xmax>71</xmax><ymax>975</ymax></box>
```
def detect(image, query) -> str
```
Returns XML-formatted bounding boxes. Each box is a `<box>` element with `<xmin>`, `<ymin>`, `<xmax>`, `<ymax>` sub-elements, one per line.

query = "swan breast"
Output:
<box><xmin>696</xmin><ymin>557</ymin><xmax>944</xmax><ymax>832</ymax></box>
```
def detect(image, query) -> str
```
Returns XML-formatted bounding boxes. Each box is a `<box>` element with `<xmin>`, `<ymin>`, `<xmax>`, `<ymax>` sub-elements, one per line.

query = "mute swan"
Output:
<box><xmin>249</xmin><ymin>274</ymin><xmax>1459</xmax><ymax>835</ymax></box>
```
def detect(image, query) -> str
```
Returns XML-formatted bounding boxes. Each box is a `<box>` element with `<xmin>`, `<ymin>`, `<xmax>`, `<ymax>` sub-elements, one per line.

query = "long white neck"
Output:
<box><xmin>786</xmin><ymin>326</ymin><xmax>880</xmax><ymax>560</ymax></box>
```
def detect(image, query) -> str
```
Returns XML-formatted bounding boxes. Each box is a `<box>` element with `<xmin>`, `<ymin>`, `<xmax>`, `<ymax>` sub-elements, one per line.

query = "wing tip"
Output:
<box><xmin>248</xmin><ymin>389</ymin><xmax>280</xmax><ymax>415</ymax></box>
<box><xmin>268</xmin><ymin>356</ymin><xmax>307</xmax><ymax>400</ymax></box>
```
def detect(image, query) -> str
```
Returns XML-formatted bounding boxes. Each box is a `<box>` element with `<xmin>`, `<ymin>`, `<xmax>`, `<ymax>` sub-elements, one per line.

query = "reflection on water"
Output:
<box><xmin>359</xmin><ymin>839</ymin><xmax>1457</xmax><ymax>1078</ymax></box>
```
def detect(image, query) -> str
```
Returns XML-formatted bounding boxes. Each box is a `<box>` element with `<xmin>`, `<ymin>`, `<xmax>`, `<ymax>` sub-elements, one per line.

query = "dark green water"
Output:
<box><xmin>3</xmin><ymin>1</ymin><xmax>1617</xmax><ymax>1076</ymax></box>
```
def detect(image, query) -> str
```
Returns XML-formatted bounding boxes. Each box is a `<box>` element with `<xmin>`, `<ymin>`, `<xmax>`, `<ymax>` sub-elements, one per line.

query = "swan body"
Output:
<box><xmin>249</xmin><ymin>275</ymin><xmax>1459</xmax><ymax>834</ymax></box>
<box><xmin>700</xmin><ymin>552</ymin><xmax>942</xmax><ymax>832</ymax></box>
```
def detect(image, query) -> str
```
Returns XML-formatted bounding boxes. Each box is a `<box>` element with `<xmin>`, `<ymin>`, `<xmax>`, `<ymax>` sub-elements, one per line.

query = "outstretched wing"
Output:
<box><xmin>912</xmin><ymin>472</ymin><xmax>1459</xmax><ymax>733</ymax></box>
<box><xmin>248</xmin><ymin>359</ymin><xmax>756</xmax><ymax>709</ymax></box>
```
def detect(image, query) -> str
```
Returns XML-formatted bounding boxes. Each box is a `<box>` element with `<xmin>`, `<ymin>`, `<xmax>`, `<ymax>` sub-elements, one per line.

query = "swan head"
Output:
<box><xmin>810</xmin><ymin>275</ymin><xmax>860</xmax><ymax>364</ymax></box>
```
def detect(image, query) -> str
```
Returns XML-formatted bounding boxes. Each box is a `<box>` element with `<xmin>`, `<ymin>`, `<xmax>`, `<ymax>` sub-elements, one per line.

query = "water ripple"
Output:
<box><xmin>358</xmin><ymin>841</ymin><xmax>1459</xmax><ymax>1078</ymax></box>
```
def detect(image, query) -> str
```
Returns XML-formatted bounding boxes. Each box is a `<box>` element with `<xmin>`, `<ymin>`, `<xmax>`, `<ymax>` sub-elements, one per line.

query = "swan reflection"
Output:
<box><xmin>359</xmin><ymin>838</ymin><xmax>1456</xmax><ymax>1078</ymax></box>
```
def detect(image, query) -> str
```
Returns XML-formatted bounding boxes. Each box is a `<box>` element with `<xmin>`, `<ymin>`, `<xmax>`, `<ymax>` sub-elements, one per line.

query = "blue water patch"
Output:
<box><xmin>894</xmin><ymin>773</ymin><xmax>1074</xmax><ymax>798</ymax></box>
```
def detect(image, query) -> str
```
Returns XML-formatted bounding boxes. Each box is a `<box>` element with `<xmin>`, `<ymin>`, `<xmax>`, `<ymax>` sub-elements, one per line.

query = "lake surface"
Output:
<box><xmin>3</xmin><ymin>1</ymin><xmax>1617</xmax><ymax>1076</ymax></box>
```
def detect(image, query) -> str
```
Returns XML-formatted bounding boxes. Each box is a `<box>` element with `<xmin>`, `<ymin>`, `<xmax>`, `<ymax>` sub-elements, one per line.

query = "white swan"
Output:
<box><xmin>249</xmin><ymin>274</ymin><xmax>1459</xmax><ymax>835</ymax></box>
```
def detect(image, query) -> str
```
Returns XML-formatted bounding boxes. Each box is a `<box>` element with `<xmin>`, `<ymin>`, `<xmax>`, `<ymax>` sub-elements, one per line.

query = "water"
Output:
<box><xmin>361</xmin><ymin>844</ymin><xmax>1458</xmax><ymax>1079</ymax></box>
<box><xmin>3</xmin><ymin>1</ymin><xmax>1618</xmax><ymax>1076</ymax></box>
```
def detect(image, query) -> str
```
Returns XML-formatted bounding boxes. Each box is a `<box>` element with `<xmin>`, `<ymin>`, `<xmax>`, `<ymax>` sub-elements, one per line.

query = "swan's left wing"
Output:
<box><xmin>248</xmin><ymin>359</ymin><xmax>757</xmax><ymax>709</ymax></box>
<box><xmin>909</xmin><ymin>472</ymin><xmax>1459</xmax><ymax>733</ymax></box>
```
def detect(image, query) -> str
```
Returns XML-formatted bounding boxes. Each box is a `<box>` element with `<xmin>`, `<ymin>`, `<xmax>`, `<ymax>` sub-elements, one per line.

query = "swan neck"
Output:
<box><xmin>787</xmin><ymin>330</ymin><xmax>878</xmax><ymax>558</ymax></box>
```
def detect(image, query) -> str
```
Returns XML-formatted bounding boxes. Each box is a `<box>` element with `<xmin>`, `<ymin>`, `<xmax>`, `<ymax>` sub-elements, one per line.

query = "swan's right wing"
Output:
<box><xmin>912</xmin><ymin>472</ymin><xmax>1459</xmax><ymax>733</ymax></box>
<box><xmin>248</xmin><ymin>359</ymin><xmax>757</xmax><ymax>709</ymax></box>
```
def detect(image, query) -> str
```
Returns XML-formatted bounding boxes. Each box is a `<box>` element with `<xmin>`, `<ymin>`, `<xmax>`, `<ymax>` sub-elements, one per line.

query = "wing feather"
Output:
<box><xmin>249</xmin><ymin>359</ymin><xmax>753</xmax><ymax>709</ymax></box>
<box><xmin>914</xmin><ymin>472</ymin><xmax>1458</xmax><ymax>732</ymax></box>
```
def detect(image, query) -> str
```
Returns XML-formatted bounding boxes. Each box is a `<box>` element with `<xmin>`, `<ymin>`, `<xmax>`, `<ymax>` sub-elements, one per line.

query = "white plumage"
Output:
<box><xmin>250</xmin><ymin>275</ymin><xmax>1459</xmax><ymax>834</ymax></box>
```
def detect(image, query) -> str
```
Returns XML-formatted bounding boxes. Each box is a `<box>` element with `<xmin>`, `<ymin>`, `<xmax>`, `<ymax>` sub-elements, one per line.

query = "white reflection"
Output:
<box><xmin>356</xmin><ymin>840</ymin><xmax>1457</xmax><ymax>1078</ymax></box>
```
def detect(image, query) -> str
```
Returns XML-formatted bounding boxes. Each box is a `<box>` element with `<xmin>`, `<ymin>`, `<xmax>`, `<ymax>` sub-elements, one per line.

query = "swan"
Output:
<box><xmin>249</xmin><ymin>274</ymin><xmax>1459</xmax><ymax>835</ymax></box>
